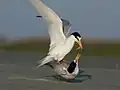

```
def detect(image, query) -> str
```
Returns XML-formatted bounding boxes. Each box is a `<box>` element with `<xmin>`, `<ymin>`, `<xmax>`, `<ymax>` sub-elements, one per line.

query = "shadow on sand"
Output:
<box><xmin>45</xmin><ymin>69</ymin><xmax>92</xmax><ymax>83</ymax></box>
<box><xmin>71</xmin><ymin>74</ymin><xmax>92</xmax><ymax>83</ymax></box>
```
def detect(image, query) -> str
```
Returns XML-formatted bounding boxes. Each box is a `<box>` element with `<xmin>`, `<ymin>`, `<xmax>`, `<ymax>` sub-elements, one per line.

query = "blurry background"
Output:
<box><xmin>0</xmin><ymin>0</ymin><xmax>120</xmax><ymax>57</ymax></box>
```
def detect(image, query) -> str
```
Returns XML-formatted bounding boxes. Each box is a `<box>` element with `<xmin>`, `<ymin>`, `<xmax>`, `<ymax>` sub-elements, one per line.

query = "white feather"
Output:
<box><xmin>29</xmin><ymin>0</ymin><xmax>76</xmax><ymax>67</ymax></box>
<box><xmin>29</xmin><ymin>0</ymin><xmax>66</xmax><ymax>51</ymax></box>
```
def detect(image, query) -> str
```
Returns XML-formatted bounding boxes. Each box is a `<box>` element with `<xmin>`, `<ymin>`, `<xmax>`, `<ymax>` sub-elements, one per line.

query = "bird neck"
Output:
<box><xmin>73</xmin><ymin>63</ymin><xmax>79</xmax><ymax>75</ymax></box>
<box><xmin>65</xmin><ymin>35</ymin><xmax>75</xmax><ymax>46</ymax></box>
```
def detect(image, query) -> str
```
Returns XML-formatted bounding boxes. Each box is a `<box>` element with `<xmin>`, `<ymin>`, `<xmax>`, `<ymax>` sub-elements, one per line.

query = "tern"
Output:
<box><xmin>46</xmin><ymin>53</ymin><xmax>81</xmax><ymax>80</ymax></box>
<box><xmin>29</xmin><ymin>0</ymin><xmax>83</xmax><ymax>67</ymax></box>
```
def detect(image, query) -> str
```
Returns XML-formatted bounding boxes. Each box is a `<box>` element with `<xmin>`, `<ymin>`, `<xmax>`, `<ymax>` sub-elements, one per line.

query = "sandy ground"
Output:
<box><xmin>0</xmin><ymin>51</ymin><xmax>120</xmax><ymax>90</ymax></box>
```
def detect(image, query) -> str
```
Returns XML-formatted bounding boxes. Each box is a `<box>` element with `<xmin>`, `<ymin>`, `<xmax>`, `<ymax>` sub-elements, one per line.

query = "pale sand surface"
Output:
<box><xmin>0</xmin><ymin>52</ymin><xmax>120</xmax><ymax>90</ymax></box>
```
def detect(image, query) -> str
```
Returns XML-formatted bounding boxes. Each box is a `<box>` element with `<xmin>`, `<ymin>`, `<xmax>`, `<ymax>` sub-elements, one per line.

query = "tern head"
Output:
<box><xmin>67</xmin><ymin>53</ymin><xmax>80</xmax><ymax>73</ymax></box>
<box><xmin>67</xmin><ymin>60</ymin><xmax>76</xmax><ymax>73</ymax></box>
<box><xmin>71</xmin><ymin>32</ymin><xmax>83</xmax><ymax>50</ymax></box>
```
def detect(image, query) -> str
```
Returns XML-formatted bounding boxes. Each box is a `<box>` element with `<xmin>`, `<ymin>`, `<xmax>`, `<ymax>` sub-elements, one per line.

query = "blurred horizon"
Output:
<box><xmin>0</xmin><ymin>0</ymin><xmax>120</xmax><ymax>40</ymax></box>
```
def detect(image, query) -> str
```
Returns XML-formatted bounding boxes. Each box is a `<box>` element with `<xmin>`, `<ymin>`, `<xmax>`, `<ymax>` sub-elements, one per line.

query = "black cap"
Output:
<box><xmin>71</xmin><ymin>32</ymin><xmax>81</xmax><ymax>40</ymax></box>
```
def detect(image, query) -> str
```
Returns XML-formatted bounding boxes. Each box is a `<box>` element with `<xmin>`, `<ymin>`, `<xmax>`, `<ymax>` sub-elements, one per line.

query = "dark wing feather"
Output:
<box><xmin>61</xmin><ymin>18</ymin><xmax>72</xmax><ymax>37</ymax></box>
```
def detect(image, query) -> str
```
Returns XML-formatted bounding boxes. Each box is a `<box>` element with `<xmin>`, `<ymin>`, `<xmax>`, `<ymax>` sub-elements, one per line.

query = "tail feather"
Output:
<box><xmin>36</xmin><ymin>56</ymin><xmax>54</xmax><ymax>68</ymax></box>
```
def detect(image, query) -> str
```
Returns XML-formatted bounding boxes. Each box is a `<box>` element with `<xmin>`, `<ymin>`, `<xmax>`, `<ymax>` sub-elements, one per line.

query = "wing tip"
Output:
<box><xmin>36</xmin><ymin>16</ymin><xmax>42</xmax><ymax>17</ymax></box>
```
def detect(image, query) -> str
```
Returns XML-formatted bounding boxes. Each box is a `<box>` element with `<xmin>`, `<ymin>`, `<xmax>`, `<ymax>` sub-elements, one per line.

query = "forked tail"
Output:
<box><xmin>36</xmin><ymin>55</ymin><xmax>54</xmax><ymax>68</ymax></box>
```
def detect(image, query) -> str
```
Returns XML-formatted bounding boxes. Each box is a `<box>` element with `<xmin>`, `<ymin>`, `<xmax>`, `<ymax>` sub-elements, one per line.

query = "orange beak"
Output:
<box><xmin>76</xmin><ymin>40</ymin><xmax>83</xmax><ymax>50</ymax></box>
<box><xmin>75</xmin><ymin>53</ymin><xmax>81</xmax><ymax>63</ymax></box>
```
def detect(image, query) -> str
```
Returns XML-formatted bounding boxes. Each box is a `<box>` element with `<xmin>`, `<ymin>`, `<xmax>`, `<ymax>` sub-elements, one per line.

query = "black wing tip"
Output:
<box><xmin>36</xmin><ymin>16</ymin><xmax>42</xmax><ymax>18</ymax></box>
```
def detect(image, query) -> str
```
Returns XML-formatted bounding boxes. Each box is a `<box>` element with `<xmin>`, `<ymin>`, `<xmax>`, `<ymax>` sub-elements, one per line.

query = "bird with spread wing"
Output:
<box><xmin>29</xmin><ymin>0</ymin><xmax>83</xmax><ymax>67</ymax></box>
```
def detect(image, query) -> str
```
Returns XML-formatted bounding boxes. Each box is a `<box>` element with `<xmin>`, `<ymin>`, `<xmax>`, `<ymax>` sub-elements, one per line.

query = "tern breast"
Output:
<box><xmin>49</xmin><ymin>35</ymin><xmax>75</xmax><ymax>61</ymax></box>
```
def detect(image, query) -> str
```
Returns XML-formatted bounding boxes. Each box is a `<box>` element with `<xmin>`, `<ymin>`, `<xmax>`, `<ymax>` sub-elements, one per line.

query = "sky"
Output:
<box><xmin>0</xmin><ymin>0</ymin><xmax>119</xmax><ymax>40</ymax></box>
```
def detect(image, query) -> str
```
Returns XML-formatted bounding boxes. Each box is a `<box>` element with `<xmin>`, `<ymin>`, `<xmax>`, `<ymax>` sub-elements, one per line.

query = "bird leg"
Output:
<box><xmin>55</xmin><ymin>59</ymin><xmax>61</xmax><ymax>65</ymax></box>
<box><xmin>54</xmin><ymin>56</ymin><xmax>61</xmax><ymax>64</ymax></box>
<box><xmin>56</xmin><ymin>60</ymin><xmax>61</xmax><ymax>65</ymax></box>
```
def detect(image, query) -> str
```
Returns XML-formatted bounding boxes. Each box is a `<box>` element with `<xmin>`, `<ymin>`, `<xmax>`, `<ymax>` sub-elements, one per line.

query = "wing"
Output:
<box><xmin>36</xmin><ymin>16</ymin><xmax>72</xmax><ymax>37</ymax></box>
<box><xmin>29</xmin><ymin>0</ymin><xmax>66</xmax><ymax>51</ymax></box>
<box><xmin>61</xmin><ymin>18</ymin><xmax>72</xmax><ymax>37</ymax></box>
